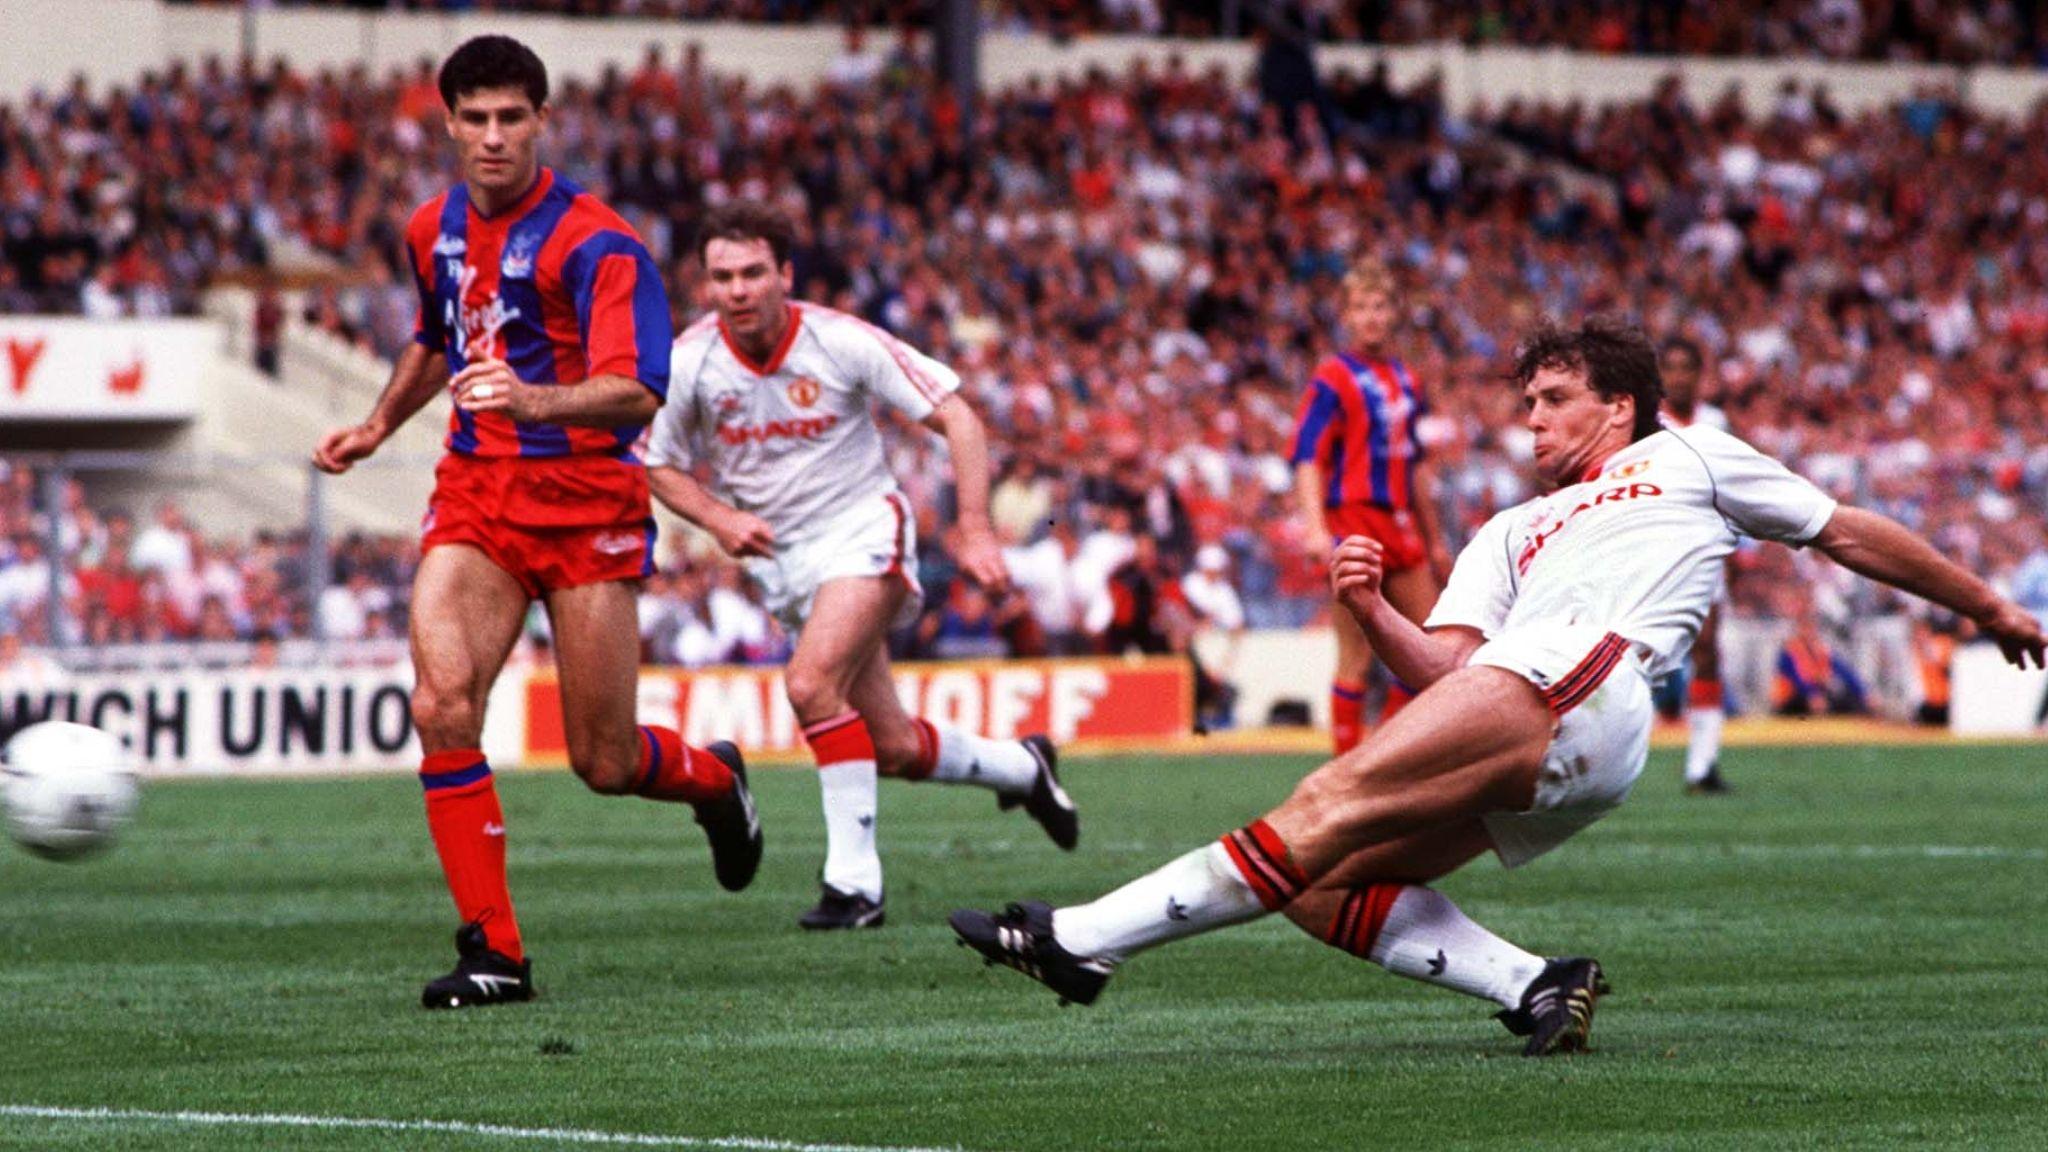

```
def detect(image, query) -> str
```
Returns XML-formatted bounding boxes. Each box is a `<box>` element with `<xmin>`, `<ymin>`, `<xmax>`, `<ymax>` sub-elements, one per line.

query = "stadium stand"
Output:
<box><xmin>4</xmin><ymin>12</ymin><xmax>2045</xmax><ymax>726</ymax></box>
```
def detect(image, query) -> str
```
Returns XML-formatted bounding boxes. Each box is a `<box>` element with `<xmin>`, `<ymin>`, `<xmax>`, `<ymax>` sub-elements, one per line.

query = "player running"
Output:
<box><xmin>647</xmin><ymin>201</ymin><xmax>1077</xmax><ymax>931</ymax></box>
<box><xmin>1658</xmin><ymin>336</ymin><xmax>1734</xmax><ymax>793</ymax></box>
<box><xmin>1291</xmin><ymin>259</ymin><xmax>1452</xmax><ymax>753</ymax></box>
<box><xmin>953</xmin><ymin>318</ymin><xmax>2044</xmax><ymax>1054</ymax></box>
<box><xmin>313</xmin><ymin>36</ymin><xmax>762</xmax><ymax>1009</ymax></box>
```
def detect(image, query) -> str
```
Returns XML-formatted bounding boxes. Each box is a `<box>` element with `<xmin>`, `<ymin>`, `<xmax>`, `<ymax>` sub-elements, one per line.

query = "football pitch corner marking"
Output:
<box><xmin>0</xmin><ymin>1105</ymin><xmax>988</xmax><ymax>1152</ymax></box>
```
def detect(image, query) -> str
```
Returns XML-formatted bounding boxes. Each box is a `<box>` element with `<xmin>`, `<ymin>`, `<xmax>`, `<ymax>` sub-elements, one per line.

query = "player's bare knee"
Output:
<box><xmin>410</xmin><ymin>684</ymin><xmax>481</xmax><ymax>748</ymax></box>
<box><xmin>782</xmin><ymin>664</ymin><xmax>845</xmax><ymax>722</ymax></box>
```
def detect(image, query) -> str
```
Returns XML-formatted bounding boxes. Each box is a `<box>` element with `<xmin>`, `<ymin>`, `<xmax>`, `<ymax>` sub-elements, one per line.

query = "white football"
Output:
<box><xmin>2</xmin><ymin>721</ymin><xmax>139</xmax><ymax>860</ymax></box>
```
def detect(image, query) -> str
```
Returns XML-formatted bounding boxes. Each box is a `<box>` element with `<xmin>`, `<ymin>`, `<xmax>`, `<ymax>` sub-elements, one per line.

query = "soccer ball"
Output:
<box><xmin>1</xmin><ymin>721</ymin><xmax>139</xmax><ymax>860</ymax></box>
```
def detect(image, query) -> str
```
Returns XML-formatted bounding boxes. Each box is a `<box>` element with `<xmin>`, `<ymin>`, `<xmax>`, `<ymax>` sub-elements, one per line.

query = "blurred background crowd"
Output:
<box><xmin>4</xmin><ymin>10</ymin><xmax>2047</xmax><ymax>714</ymax></box>
<box><xmin>170</xmin><ymin>0</ymin><xmax>2048</xmax><ymax>65</ymax></box>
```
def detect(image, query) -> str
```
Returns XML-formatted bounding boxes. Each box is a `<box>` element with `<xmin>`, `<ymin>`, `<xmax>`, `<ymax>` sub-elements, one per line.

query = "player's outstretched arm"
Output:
<box><xmin>1292</xmin><ymin>462</ymin><xmax>1332</xmax><ymax>564</ymax></box>
<box><xmin>314</xmin><ymin>343</ymin><xmax>449</xmax><ymax>474</ymax></box>
<box><xmin>922</xmin><ymin>395</ymin><xmax>1008</xmax><ymax>593</ymax></box>
<box><xmin>452</xmin><ymin>361</ymin><xmax>660</xmax><ymax>427</ymax></box>
<box><xmin>647</xmin><ymin>464</ymin><xmax>774</xmax><ymax>559</ymax></box>
<box><xmin>1330</xmin><ymin>535</ymin><xmax>1483</xmax><ymax>690</ymax></box>
<box><xmin>1810</xmin><ymin>506</ymin><xmax>2046</xmax><ymax>669</ymax></box>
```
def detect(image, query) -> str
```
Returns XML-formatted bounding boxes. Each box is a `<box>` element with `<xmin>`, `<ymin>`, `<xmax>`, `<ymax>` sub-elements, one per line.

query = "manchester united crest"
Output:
<box><xmin>787</xmin><ymin>377</ymin><xmax>821</xmax><ymax>407</ymax></box>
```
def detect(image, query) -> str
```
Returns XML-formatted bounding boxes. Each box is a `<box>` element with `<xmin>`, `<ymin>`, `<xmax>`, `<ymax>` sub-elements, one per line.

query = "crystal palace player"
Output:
<box><xmin>648</xmin><ymin>201</ymin><xmax>1076</xmax><ymax>931</ymax></box>
<box><xmin>954</xmin><ymin>318</ymin><xmax>2045</xmax><ymax>1054</ymax></box>
<box><xmin>313</xmin><ymin>36</ymin><xmax>761</xmax><ymax>1008</ymax></box>
<box><xmin>1292</xmin><ymin>260</ymin><xmax>1452</xmax><ymax>753</ymax></box>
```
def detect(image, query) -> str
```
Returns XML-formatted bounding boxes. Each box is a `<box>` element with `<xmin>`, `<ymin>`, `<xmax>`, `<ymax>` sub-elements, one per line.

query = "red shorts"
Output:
<box><xmin>1324</xmin><ymin>504</ymin><xmax>1428</xmax><ymax>573</ymax></box>
<box><xmin>422</xmin><ymin>454</ymin><xmax>655</xmax><ymax>597</ymax></box>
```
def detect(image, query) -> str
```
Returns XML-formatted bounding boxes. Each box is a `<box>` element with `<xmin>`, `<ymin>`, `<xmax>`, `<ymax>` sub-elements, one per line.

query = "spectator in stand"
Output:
<box><xmin>1772</xmin><ymin>604</ymin><xmax>1870</xmax><ymax>717</ymax></box>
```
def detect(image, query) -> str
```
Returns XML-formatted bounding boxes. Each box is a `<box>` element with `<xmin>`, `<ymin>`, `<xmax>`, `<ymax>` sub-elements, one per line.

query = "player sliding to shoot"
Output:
<box><xmin>953</xmin><ymin>318</ymin><xmax>2045</xmax><ymax>1054</ymax></box>
<box><xmin>314</xmin><ymin>36</ymin><xmax>761</xmax><ymax>1009</ymax></box>
<box><xmin>647</xmin><ymin>201</ymin><xmax>1077</xmax><ymax>931</ymax></box>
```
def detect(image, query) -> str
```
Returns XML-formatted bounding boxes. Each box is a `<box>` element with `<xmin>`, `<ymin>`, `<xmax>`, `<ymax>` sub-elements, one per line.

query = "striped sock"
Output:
<box><xmin>1331</xmin><ymin>681</ymin><xmax>1366</xmax><ymax>753</ymax></box>
<box><xmin>1325</xmin><ymin>883</ymin><xmax>1545</xmax><ymax>1007</ymax></box>
<box><xmin>1051</xmin><ymin>840</ymin><xmax>1268</xmax><ymax>963</ymax></box>
<box><xmin>1378</xmin><ymin>678</ymin><xmax>1416</xmax><ymax>724</ymax></box>
<box><xmin>907</xmin><ymin>717</ymin><xmax>1036</xmax><ymax>793</ymax></box>
<box><xmin>419</xmin><ymin>749</ymin><xmax>522</xmax><ymax>962</ymax></box>
<box><xmin>1219</xmin><ymin>818</ymin><xmax>1309</xmax><ymax>910</ymax></box>
<box><xmin>633</xmin><ymin>724</ymin><xmax>734</xmax><ymax>803</ymax></box>
<box><xmin>804</xmin><ymin>711</ymin><xmax>882</xmax><ymax>901</ymax></box>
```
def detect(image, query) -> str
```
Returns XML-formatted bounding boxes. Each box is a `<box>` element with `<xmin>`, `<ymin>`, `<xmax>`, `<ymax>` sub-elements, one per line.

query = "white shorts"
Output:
<box><xmin>1467</xmin><ymin>623</ymin><xmax>1653</xmax><ymax>868</ymax></box>
<box><xmin>743</xmin><ymin>490</ymin><xmax>924</xmax><ymax>635</ymax></box>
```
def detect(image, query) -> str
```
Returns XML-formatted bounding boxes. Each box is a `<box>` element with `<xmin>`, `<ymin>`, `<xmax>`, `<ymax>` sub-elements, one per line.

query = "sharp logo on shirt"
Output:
<box><xmin>786</xmin><ymin>376</ymin><xmax>821</xmax><ymax>407</ymax></box>
<box><xmin>715</xmin><ymin>414</ymin><xmax>841</xmax><ymax>446</ymax></box>
<box><xmin>1515</xmin><ymin>482</ymin><xmax>1665</xmax><ymax>576</ymax></box>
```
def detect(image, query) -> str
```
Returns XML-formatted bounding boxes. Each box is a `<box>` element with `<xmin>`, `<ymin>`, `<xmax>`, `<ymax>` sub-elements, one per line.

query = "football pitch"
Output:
<box><xmin>1</xmin><ymin>744</ymin><xmax>2044</xmax><ymax>1151</ymax></box>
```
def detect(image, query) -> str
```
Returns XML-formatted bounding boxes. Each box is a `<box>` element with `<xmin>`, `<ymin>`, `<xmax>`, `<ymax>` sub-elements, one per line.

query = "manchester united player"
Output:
<box><xmin>953</xmin><ymin>318</ymin><xmax>2045</xmax><ymax>1055</ymax></box>
<box><xmin>647</xmin><ymin>200</ymin><xmax>1077</xmax><ymax>931</ymax></box>
<box><xmin>313</xmin><ymin>36</ymin><xmax>761</xmax><ymax>1008</ymax></box>
<box><xmin>1292</xmin><ymin>259</ymin><xmax>1452</xmax><ymax>752</ymax></box>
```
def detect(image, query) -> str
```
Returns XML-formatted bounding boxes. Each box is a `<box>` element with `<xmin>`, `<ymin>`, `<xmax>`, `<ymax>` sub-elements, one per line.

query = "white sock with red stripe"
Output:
<box><xmin>805</xmin><ymin>711</ymin><xmax>884</xmax><ymax>901</ymax></box>
<box><xmin>1326</xmin><ymin>884</ymin><xmax>1545</xmax><ymax>1008</ymax></box>
<box><xmin>1051</xmin><ymin>842</ymin><xmax>1267</xmax><ymax>964</ymax></box>
<box><xmin>910</xmin><ymin>719</ymin><xmax>1036</xmax><ymax>794</ymax></box>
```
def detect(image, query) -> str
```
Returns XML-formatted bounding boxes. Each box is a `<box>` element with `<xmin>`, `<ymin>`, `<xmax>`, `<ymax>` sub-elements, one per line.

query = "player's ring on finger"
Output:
<box><xmin>473</xmin><ymin>384</ymin><xmax>495</xmax><ymax>400</ymax></box>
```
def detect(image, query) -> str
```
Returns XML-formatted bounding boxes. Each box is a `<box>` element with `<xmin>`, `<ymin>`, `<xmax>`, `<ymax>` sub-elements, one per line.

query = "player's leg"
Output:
<box><xmin>1287</xmin><ymin>830</ymin><xmax>1608</xmax><ymax>1055</ymax></box>
<box><xmin>1376</xmin><ymin>559</ymin><xmax>1441</xmax><ymax>722</ymax></box>
<box><xmin>410</xmin><ymin>543</ymin><xmax>534</xmax><ymax>1006</ymax></box>
<box><xmin>954</xmin><ymin>664</ymin><xmax>1553</xmax><ymax>1003</ymax></box>
<box><xmin>783</xmin><ymin>575</ymin><xmax>904</xmax><ymax>922</ymax></box>
<box><xmin>1683</xmin><ymin>605</ymin><xmax>1729</xmax><ymax>793</ymax></box>
<box><xmin>852</xmin><ymin>636</ymin><xmax>1080</xmax><ymax>851</ymax></box>
<box><xmin>543</xmin><ymin>577</ymin><xmax>761</xmax><ymax>891</ymax></box>
<box><xmin>1329</xmin><ymin>598</ymin><xmax>1372</xmax><ymax>754</ymax></box>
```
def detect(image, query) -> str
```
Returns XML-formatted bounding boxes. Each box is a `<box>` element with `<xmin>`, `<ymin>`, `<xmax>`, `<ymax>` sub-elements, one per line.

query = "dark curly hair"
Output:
<box><xmin>1511</xmin><ymin>316</ymin><xmax>1666</xmax><ymax>441</ymax></box>
<box><xmin>695</xmin><ymin>200</ymin><xmax>796</xmax><ymax>266</ymax></box>
<box><xmin>439</xmin><ymin>35</ymin><xmax>549</xmax><ymax>112</ymax></box>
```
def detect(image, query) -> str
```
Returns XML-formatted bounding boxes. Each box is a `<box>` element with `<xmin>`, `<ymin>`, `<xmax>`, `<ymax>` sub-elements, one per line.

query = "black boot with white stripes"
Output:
<box><xmin>950</xmin><ymin>900</ymin><xmax>1113</xmax><ymax>1006</ymax></box>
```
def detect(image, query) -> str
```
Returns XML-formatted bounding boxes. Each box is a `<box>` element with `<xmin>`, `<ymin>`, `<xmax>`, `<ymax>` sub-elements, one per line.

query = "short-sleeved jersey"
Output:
<box><xmin>1426</xmin><ymin>424</ymin><xmax>1837</xmax><ymax>680</ymax></box>
<box><xmin>647</xmin><ymin>302</ymin><xmax>960</xmax><ymax>545</ymax></box>
<box><xmin>1290</xmin><ymin>353</ymin><xmax>1427</xmax><ymax>510</ymax></box>
<box><xmin>405</xmin><ymin>167</ymin><xmax>672</xmax><ymax>460</ymax></box>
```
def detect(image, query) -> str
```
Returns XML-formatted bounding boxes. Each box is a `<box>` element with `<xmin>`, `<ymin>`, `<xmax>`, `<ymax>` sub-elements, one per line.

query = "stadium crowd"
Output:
<box><xmin>169</xmin><ymin>0</ymin><xmax>2048</xmax><ymax>65</ymax></box>
<box><xmin>4</xmin><ymin>32</ymin><xmax>2048</xmax><ymax>706</ymax></box>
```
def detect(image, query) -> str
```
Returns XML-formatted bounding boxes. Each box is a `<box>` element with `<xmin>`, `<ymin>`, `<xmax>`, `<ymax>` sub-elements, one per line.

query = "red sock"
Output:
<box><xmin>1331</xmin><ymin>681</ymin><xmax>1366</xmax><ymax>754</ymax></box>
<box><xmin>1219</xmin><ymin>818</ymin><xmax>1309</xmax><ymax>910</ymax></box>
<box><xmin>1378</xmin><ymin>679</ymin><xmax>1415</xmax><ymax>725</ymax></box>
<box><xmin>633</xmin><ymin>725</ymin><xmax>734</xmax><ymax>803</ymax></box>
<box><xmin>803</xmin><ymin>710</ymin><xmax>876</xmax><ymax>769</ymax></box>
<box><xmin>1688</xmin><ymin>677</ymin><xmax>1722</xmax><ymax>710</ymax></box>
<box><xmin>420</xmin><ymin>749</ymin><xmax>522</xmax><ymax>962</ymax></box>
<box><xmin>1323</xmin><ymin>883</ymin><xmax>1408</xmax><ymax>958</ymax></box>
<box><xmin>903</xmin><ymin>717</ymin><xmax>939</xmax><ymax>780</ymax></box>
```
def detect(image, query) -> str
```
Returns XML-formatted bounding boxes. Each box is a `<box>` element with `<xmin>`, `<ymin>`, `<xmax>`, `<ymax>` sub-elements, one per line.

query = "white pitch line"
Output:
<box><xmin>0</xmin><ymin>1105</ymin><xmax>982</xmax><ymax>1152</ymax></box>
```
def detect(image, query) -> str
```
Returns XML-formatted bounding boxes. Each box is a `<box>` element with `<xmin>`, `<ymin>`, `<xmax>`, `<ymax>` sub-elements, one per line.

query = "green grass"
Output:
<box><xmin>1</xmin><ymin>745</ymin><xmax>2045</xmax><ymax>1150</ymax></box>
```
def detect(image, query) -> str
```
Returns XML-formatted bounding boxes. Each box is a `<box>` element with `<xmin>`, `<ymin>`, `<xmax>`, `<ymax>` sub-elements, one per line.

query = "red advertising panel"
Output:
<box><xmin>526</xmin><ymin>657</ymin><xmax>1192</xmax><ymax>763</ymax></box>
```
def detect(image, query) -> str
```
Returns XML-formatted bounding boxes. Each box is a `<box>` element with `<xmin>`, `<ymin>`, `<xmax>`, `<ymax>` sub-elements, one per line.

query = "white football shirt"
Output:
<box><xmin>648</xmin><ymin>303</ymin><xmax>960</xmax><ymax>544</ymax></box>
<box><xmin>1427</xmin><ymin>425</ymin><xmax>1837</xmax><ymax>679</ymax></box>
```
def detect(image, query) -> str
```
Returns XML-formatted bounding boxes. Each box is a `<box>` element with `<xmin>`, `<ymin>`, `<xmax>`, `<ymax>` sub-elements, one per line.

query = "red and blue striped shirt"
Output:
<box><xmin>406</xmin><ymin>167</ymin><xmax>671</xmax><ymax>459</ymax></box>
<box><xmin>1289</xmin><ymin>352</ymin><xmax>1427</xmax><ymax>510</ymax></box>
